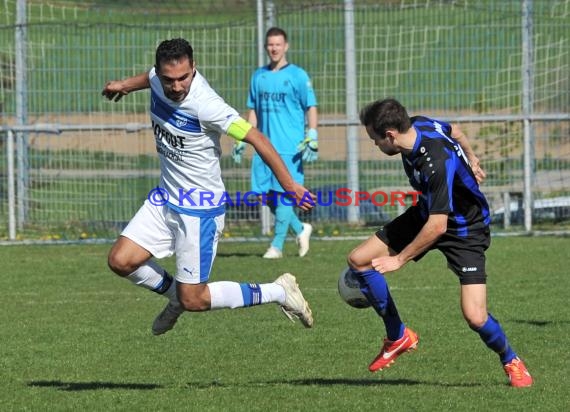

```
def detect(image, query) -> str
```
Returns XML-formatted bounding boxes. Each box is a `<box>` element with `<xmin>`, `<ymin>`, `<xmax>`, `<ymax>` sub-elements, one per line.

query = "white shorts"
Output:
<box><xmin>121</xmin><ymin>200</ymin><xmax>225</xmax><ymax>284</ymax></box>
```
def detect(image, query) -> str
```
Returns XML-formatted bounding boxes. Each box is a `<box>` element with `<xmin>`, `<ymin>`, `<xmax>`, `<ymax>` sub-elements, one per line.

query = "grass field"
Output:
<box><xmin>1</xmin><ymin>237</ymin><xmax>568</xmax><ymax>411</ymax></box>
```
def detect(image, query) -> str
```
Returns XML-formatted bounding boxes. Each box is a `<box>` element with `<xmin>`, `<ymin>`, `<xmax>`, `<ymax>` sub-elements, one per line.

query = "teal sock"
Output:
<box><xmin>271</xmin><ymin>201</ymin><xmax>291</xmax><ymax>250</ymax></box>
<box><xmin>289</xmin><ymin>208</ymin><xmax>304</xmax><ymax>235</ymax></box>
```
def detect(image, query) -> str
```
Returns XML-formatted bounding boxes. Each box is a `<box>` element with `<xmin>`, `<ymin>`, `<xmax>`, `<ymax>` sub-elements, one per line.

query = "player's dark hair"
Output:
<box><xmin>265</xmin><ymin>27</ymin><xmax>288</xmax><ymax>43</ymax></box>
<box><xmin>155</xmin><ymin>38</ymin><xmax>194</xmax><ymax>70</ymax></box>
<box><xmin>359</xmin><ymin>98</ymin><xmax>411</xmax><ymax>138</ymax></box>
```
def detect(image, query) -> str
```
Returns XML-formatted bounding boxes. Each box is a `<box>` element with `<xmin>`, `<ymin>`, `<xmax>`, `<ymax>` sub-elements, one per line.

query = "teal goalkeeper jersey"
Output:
<box><xmin>247</xmin><ymin>63</ymin><xmax>317</xmax><ymax>155</ymax></box>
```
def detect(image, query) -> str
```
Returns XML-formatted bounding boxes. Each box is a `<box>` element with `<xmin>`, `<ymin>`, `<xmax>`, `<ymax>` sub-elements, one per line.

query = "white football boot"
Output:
<box><xmin>296</xmin><ymin>223</ymin><xmax>313</xmax><ymax>257</ymax></box>
<box><xmin>263</xmin><ymin>246</ymin><xmax>283</xmax><ymax>259</ymax></box>
<box><xmin>274</xmin><ymin>273</ymin><xmax>313</xmax><ymax>328</ymax></box>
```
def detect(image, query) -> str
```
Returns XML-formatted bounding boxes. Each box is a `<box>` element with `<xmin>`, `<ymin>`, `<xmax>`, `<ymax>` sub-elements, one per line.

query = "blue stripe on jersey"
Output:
<box><xmin>166</xmin><ymin>202</ymin><xmax>225</xmax><ymax>217</ymax></box>
<box><xmin>409</xmin><ymin>116</ymin><xmax>490</xmax><ymax>235</ymax></box>
<box><xmin>454</xmin><ymin>214</ymin><xmax>469</xmax><ymax>237</ymax></box>
<box><xmin>151</xmin><ymin>90</ymin><xmax>201</xmax><ymax>133</ymax></box>
<box><xmin>413</xmin><ymin>117</ymin><xmax>452</xmax><ymax>137</ymax></box>
<box><xmin>451</xmin><ymin>142</ymin><xmax>491</xmax><ymax>227</ymax></box>
<box><xmin>199</xmin><ymin>216</ymin><xmax>217</xmax><ymax>283</ymax></box>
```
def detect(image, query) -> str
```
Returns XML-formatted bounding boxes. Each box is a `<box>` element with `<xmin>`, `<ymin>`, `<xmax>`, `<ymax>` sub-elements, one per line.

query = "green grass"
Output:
<box><xmin>0</xmin><ymin>237</ymin><xmax>568</xmax><ymax>411</ymax></box>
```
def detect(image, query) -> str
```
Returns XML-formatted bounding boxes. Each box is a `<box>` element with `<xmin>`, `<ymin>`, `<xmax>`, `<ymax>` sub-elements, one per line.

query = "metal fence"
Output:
<box><xmin>1</xmin><ymin>0</ymin><xmax>569</xmax><ymax>241</ymax></box>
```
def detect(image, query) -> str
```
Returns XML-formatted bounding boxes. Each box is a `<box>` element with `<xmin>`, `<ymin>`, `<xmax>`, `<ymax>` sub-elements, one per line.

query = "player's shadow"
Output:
<box><xmin>28</xmin><ymin>380</ymin><xmax>162</xmax><ymax>391</ymax></box>
<box><xmin>264</xmin><ymin>378</ymin><xmax>483</xmax><ymax>388</ymax></box>
<box><xmin>509</xmin><ymin>319</ymin><xmax>570</xmax><ymax>327</ymax></box>
<box><xmin>186</xmin><ymin>378</ymin><xmax>483</xmax><ymax>389</ymax></box>
<box><xmin>216</xmin><ymin>251</ymin><xmax>261</xmax><ymax>258</ymax></box>
<box><xmin>274</xmin><ymin>377</ymin><xmax>422</xmax><ymax>386</ymax></box>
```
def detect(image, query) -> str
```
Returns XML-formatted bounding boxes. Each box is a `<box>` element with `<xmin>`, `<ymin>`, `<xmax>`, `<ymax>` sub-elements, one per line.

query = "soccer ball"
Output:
<box><xmin>338</xmin><ymin>267</ymin><xmax>371</xmax><ymax>309</ymax></box>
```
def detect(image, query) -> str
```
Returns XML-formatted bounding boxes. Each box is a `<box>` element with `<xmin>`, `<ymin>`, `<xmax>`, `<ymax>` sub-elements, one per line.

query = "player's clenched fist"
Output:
<box><xmin>102</xmin><ymin>80</ymin><xmax>128</xmax><ymax>102</ymax></box>
<box><xmin>102</xmin><ymin>72</ymin><xmax>150</xmax><ymax>102</ymax></box>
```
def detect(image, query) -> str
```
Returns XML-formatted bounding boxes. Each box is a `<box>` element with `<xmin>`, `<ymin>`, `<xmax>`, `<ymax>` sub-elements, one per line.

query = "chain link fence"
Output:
<box><xmin>1</xmin><ymin>0</ymin><xmax>569</xmax><ymax>241</ymax></box>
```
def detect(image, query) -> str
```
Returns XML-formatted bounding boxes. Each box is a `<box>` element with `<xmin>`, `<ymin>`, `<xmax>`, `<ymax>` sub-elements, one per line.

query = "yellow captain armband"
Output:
<box><xmin>227</xmin><ymin>118</ymin><xmax>253</xmax><ymax>141</ymax></box>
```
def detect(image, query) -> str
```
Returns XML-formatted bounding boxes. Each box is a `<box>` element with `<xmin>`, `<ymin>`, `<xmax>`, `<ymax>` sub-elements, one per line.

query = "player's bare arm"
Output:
<box><xmin>371</xmin><ymin>213</ymin><xmax>447</xmax><ymax>274</ymax></box>
<box><xmin>243</xmin><ymin>127</ymin><xmax>316</xmax><ymax>211</ymax></box>
<box><xmin>102</xmin><ymin>71</ymin><xmax>151</xmax><ymax>102</ymax></box>
<box><xmin>450</xmin><ymin>123</ymin><xmax>486</xmax><ymax>184</ymax></box>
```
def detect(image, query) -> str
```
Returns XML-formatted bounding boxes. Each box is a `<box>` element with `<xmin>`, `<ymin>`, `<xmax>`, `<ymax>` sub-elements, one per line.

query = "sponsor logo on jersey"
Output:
<box><xmin>259</xmin><ymin>91</ymin><xmax>286</xmax><ymax>103</ymax></box>
<box><xmin>152</xmin><ymin>120</ymin><xmax>186</xmax><ymax>149</ymax></box>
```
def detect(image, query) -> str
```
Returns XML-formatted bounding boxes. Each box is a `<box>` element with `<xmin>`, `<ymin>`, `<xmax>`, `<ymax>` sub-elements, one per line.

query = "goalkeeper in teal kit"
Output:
<box><xmin>233</xmin><ymin>27</ymin><xmax>318</xmax><ymax>259</ymax></box>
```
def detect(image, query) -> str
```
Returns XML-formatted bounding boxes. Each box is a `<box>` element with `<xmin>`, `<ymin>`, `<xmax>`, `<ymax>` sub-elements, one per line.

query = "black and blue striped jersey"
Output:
<box><xmin>402</xmin><ymin>116</ymin><xmax>491</xmax><ymax>236</ymax></box>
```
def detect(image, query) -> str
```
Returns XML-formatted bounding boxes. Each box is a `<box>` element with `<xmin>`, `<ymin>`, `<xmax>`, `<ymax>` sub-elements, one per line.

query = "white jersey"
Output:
<box><xmin>148</xmin><ymin>68</ymin><xmax>240</xmax><ymax>212</ymax></box>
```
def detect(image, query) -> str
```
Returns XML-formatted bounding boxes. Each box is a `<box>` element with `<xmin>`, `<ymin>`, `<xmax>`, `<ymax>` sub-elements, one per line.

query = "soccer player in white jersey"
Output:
<box><xmin>102</xmin><ymin>38</ymin><xmax>315</xmax><ymax>335</ymax></box>
<box><xmin>232</xmin><ymin>27</ymin><xmax>318</xmax><ymax>259</ymax></box>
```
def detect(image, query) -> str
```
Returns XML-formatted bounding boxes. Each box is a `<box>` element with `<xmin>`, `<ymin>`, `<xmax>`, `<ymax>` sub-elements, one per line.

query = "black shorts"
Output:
<box><xmin>375</xmin><ymin>206</ymin><xmax>490</xmax><ymax>285</ymax></box>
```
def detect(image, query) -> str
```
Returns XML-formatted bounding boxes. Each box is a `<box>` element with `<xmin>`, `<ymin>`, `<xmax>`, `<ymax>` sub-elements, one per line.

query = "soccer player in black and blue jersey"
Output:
<box><xmin>347</xmin><ymin>98</ymin><xmax>532</xmax><ymax>387</ymax></box>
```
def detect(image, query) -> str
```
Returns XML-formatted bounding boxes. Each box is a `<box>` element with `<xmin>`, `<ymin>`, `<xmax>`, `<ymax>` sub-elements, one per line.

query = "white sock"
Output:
<box><xmin>208</xmin><ymin>281</ymin><xmax>244</xmax><ymax>309</ymax></box>
<box><xmin>260</xmin><ymin>282</ymin><xmax>286</xmax><ymax>305</ymax></box>
<box><xmin>126</xmin><ymin>261</ymin><xmax>177</xmax><ymax>301</ymax></box>
<box><xmin>208</xmin><ymin>281</ymin><xmax>286</xmax><ymax>309</ymax></box>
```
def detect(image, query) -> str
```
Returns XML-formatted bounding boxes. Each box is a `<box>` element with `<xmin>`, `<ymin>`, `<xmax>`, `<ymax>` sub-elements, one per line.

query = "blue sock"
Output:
<box><xmin>239</xmin><ymin>283</ymin><xmax>262</xmax><ymax>307</ymax></box>
<box><xmin>271</xmin><ymin>201</ymin><xmax>292</xmax><ymax>250</ymax></box>
<box><xmin>475</xmin><ymin>313</ymin><xmax>517</xmax><ymax>364</ymax></box>
<box><xmin>354</xmin><ymin>269</ymin><xmax>404</xmax><ymax>341</ymax></box>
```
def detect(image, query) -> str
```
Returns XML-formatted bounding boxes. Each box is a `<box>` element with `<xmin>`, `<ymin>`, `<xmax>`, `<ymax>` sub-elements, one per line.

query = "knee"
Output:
<box><xmin>464</xmin><ymin>312</ymin><xmax>488</xmax><ymax>330</ymax></box>
<box><xmin>107</xmin><ymin>248</ymin><xmax>137</xmax><ymax>277</ymax></box>
<box><xmin>179</xmin><ymin>297</ymin><xmax>209</xmax><ymax>312</ymax></box>
<box><xmin>178</xmin><ymin>291</ymin><xmax>210</xmax><ymax>312</ymax></box>
<box><xmin>347</xmin><ymin>250</ymin><xmax>368</xmax><ymax>272</ymax></box>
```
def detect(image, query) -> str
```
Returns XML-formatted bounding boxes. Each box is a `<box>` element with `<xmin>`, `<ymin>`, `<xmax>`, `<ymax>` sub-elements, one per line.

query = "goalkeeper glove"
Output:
<box><xmin>297</xmin><ymin>128</ymin><xmax>318</xmax><ymax>163</ymax></box>
<box><xmin>231</xmin><ymin>141</ymin><xmax>246</xmax><ymax>164</ymax></box>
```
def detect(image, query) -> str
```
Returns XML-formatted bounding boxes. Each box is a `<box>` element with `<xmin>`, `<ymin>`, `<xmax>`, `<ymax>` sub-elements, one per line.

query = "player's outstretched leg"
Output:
<box><xmin>274</xmin><ymin>273</ymin><xmax>313</xmax><ymax>328</ymax></box>
<box><xmin>368</xmin><ymin>327</ymin><xmax>419</xmax><ymax>372</ymax></box>
<box><xmin>152</xmin><ymin>274</ymin><xmax>313</xmax><ymax>333</ymax></box>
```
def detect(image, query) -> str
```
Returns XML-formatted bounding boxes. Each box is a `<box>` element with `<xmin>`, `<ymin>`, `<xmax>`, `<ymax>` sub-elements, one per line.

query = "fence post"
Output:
<box><xmin>522</xmin><ymin>0</ymin><xmax>534</xmax><ymax>232</ymax></box>
<box><xmin>16</xmin><ymin>0</ymin><xmax>29</xmax><ymax>229</ymax></box>
<box><xmin>344</xmin><ymin>0</ymin><xmax>360</xmax><ymax>223</ymax></box>
<box><xmin>256</xmin><ymin>0</ymin><xmax>273</xmax><ymax>236</ymax></box>
<box><xmin>7</xmin><ymin>130</ymin><xmax>16</xmax><ymax>240</ymax></box>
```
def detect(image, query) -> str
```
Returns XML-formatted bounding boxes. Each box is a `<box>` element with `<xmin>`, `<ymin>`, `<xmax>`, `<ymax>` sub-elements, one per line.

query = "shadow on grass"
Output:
<box><xmin>509</xmin><ymin>319</ymin><xmax>570</xmax><ymax>327</ymax></box>
<box><xmin>269</xmin><ymin>378</ymin><xmax>484</xmax><ymax>388</ymax></box>
<box><xmin>216</xmin><ymin>252</ymin><xmax>261</xmax><ymax>258</ymax></box>
<box><xmin>28</xmin><ymin>380</ymin><xmax>162</xmax><ymax>391</ymax></box>
<box><xmin>272</xmin><ymin>377</ymin><xmax>422</xmax><ymax>386</ymax></box>
<box><xmin>186</xmin><ymin>377</ymin><xmax>484</xmax><ymax>388</ymax></box>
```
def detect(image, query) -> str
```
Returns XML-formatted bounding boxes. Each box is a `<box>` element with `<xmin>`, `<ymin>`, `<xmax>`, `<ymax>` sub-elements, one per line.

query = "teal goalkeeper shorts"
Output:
<box><xmin>251</xmin><ymin>152</ymin><xmax>304</xmax><ymax>194</ymax></box>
